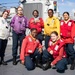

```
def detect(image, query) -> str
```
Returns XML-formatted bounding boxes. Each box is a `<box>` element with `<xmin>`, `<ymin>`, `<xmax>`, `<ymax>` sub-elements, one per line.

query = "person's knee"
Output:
<box><xmin>26</xmin><ymin>63</ymin><xmax>35</xmax><ymax>70</ymax></box>
<box><xmin>56</xmin><ymin>64</ymin><xmax>65</xmax><ymax>71</ymax></box>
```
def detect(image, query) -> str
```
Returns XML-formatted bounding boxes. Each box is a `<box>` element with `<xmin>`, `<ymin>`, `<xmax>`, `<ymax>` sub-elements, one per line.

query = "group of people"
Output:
<box><xmin>0</xmin><ymin>6</ymin><xmax>75</xmax><ymax>73</ymax></box>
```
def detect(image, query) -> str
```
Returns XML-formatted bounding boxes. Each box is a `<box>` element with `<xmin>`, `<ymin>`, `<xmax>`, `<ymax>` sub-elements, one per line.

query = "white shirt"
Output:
<box><xmin>0</xmin><ymin>17</ymin><xmax>10</xmax><ymax>39</ymax></box>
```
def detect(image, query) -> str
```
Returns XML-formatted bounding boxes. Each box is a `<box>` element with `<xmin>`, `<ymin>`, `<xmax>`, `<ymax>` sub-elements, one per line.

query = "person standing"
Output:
<box><xmin>10</xmin><ymin>7</ymin><xmax>28</xmax><ymax>65</ymax></box>
<box><xmin>0</xmin><ymin>10</ymin><xmax>10</xmax><ymax>65</ymax></box>
<box><xmin>29</xmin><ymin>10</ymin><xmax>44</xmax><ymax>44</ymax></box>
<box><xmin>60</xmin><ymin>12</ymin><xmax>75</xmax><ymax>70</ymax></box>
<box><xmin>44</xmin><ymin>9</ymin><xmax>60</xmax><ymax>49</ymax></box>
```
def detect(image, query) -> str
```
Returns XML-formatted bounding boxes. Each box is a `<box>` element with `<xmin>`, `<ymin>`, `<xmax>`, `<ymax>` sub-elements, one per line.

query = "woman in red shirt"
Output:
<box><xmin>29</xmin><ymin>10</ymin><xmax>44</xmax><ymax>44</ymax></box>
<box><xmin>60</xmin><ymin>12</ymin><xmax>75</xmax><ymax>70</ymax></box>
<box><xmin>20</xmin><ymin>28</ymin><xmax>42</xmax><ymax>70</ymax></box>
<box><xmin>42</xmin><ymin>31</ymin><xmax>68</xmax><ymax>73</ymax></box>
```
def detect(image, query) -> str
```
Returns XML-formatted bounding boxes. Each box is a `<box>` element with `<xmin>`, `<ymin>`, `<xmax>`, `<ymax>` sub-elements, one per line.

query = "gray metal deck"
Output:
<box><xmin>0</xmin><ymin>45</ymin><xmax>75</xmax><ymax>75</ymax></box>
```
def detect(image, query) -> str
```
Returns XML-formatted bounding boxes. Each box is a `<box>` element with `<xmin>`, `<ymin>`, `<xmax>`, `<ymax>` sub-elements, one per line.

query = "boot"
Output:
<box><xmin>1</xmin><ymin>57</ymin><xmax>7</xmax><ymax>65</ymax></box>
<box><xmin>36</xmin><ymin>58</ymin><xmax>43</xmax><ymax>68</ymax></box>
<box><xmin>13</xmin><ymin>56</ymin><xmax>17</xmax><ymax>65</ymax></box>
<box><xmin>42</xmin><ymin>59</ymin><xmax>51</xmax><ymax>70</ymax></box>
<box><xmin>70</xmin><ymin>58</ymin><xmax>75</xmax><ymax>70</ymax></box>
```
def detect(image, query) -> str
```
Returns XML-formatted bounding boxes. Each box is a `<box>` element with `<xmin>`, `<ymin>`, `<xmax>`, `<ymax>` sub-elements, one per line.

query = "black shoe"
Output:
<box><xmin>13</xmin><ymin>56</ymin><xmax>17</xmax><ymax>65</ymax></box>
<box><xmin>42</xmin><ymin>62</ymin><xmax>51</xmax><ymax>71</ymax></box>
<box><xmin>70</xmin><ymin>59</ymin><xmax>75</xmax><ymax>70</ymax></box>
<box><xmin>56</xmin><ymin>70</ymin><xmax>65</xmax><ymax>73</ymax></box>
<box><xmin>36</xmin><ymin>63</ymin><xmax>43</xmax><ymax>68</ymax></box>
<box><xmin>1</xmin><ymin>57</ymin><xmax>7</xmax><ymax>65</ymax></box>
<box><xmin>2</xmin><ymin>61</ymin><xmax>7</xmax><ymax>65</ymax></box>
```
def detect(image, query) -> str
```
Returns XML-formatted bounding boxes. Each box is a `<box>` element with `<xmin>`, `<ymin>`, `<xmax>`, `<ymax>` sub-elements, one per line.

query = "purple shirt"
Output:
<box><xmin>10</xmin><ymin>15</ymin><xmax>29</xmax><ymax>34</ymax></box>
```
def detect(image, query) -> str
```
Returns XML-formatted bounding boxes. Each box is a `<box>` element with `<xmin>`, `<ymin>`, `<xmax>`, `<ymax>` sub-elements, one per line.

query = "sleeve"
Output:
<box><xmin>71</xmin><ymin>22</ymin><xmax>75</xmax><ymax>39</ymax></box>
<box><xmin>10</xmin><ymin>16</ymin><xmax>15</xmax><ymax>27</ymax></box>
<box><xmin>55</xmin><ymin>18</ymin><xmax>60</xmax><ymax>37</ymax></box>
<box><xmin>20</xmin><ymin>37</ymin><xmax>28</xmax><ymax>61</ymax></box>
<box><xmin>38</xmin><ymin>41</ymin><xmax>43</xmax><ymax>49</ymax></box>
<box><xmin>51</xmin><ymin>47</ymin><xmax>64</xmax><ymax>65</ymax></box>
<box><xmin>40</xmin><ymin>18</ymin><xmax>44</xmax><ymax>28</ymax></box>
<box><xmin>29</xmin><ymin>18</ymin><xmax>34</xmax><ymax>29</ymax></box>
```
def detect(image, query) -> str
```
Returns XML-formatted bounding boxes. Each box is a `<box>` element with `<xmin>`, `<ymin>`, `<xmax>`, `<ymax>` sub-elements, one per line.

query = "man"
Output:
<box><xmin>10</xmin><ymin>7</ymin><xmax>28</xmax><ymax>65</ymax></box>
<box><xmin>60</xmin><ymin>12</ymin><xmax>75</xmax><ymax>70</ymax></box>
<box><xmin>29</xmin><ymin>10</ymin><xmax>44</xmax><ymax>44</ymax></box>
<box><xmin>44</xmin><ymin>9</ymin><xmax>60</xmax><ymax>49</ymax></box>
<box><xmin>20</xmin><ymin>28</ymin><xmax>42</xmax><ymax>70</ymax></box>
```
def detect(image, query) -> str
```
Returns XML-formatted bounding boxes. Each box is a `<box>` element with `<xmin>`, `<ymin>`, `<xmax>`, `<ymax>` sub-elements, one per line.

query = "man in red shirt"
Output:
<box><xmin>60</xmin><ymin>12</ymin><xmax>75</xmax><ymax>70</ymax></box>
<box><xmin>20</xmin><ymin>28</ymin><xmax>42</xmax><ymax>70</ymax></box>
<box><xmin>42</xmin><ymin>31</ymin><xmax>68</xmax><ymax>73</ymax></box>
<box><xmin>29</xmin><ymin>10</ymin><xmax>44</xmax><ymax>44</ymax></box>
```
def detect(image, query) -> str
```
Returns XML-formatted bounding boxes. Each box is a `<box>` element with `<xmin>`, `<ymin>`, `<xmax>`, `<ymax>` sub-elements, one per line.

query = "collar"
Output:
<box><xmin>30</xmin><ymin>34</ymin><xmax>36</xmax><ymax>41</ymax></box>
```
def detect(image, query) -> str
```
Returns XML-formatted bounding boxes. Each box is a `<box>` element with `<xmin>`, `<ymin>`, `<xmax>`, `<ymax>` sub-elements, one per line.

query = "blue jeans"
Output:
<box><xmin>37</xmin><ymin>33</ymin><xmax>44</xmax><ymax>44</ymax></box>
<box><xmin>44</xmin><ymin>35</ymin><xmax>50</xmax><ymax>49</ymax></box>
<box><xmin>56</xmin><ymin>58</ymin><xmax>68</xmax><ymax>71</ymax></box>
<box><xmin>0</xmin><ymin>39</ymin><xmax>8</xmax><ymax>57</ymax></box>
<box><xmin>12</xmin><ymin>30</ymin><xmax>25</xmax><ymax>57</ymax></box>
<box><xmin>65</xmin><ymin>43</ymin><xmax>75</xmax><ymax>64</ymax></box>
<box><xmin>42</xmin><ymin>50</ymin><xmax>68</xmax><ymax>71</ymax></box>
<box><xmin>25</xmin><ymin>49</ymin><xmax>42</xmax><ymax>70</ymax></box>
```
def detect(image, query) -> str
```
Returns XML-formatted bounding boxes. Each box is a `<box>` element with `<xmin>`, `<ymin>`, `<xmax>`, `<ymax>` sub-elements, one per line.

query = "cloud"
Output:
<box><xmin>58</xmin><ymin>1</ymin><xmax>75</xmax><ymax>7</ymax></box>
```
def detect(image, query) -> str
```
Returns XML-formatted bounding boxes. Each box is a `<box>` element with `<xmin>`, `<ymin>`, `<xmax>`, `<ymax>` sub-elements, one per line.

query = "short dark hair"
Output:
<box><xmin>50</xmin><ymin>31</ymin><xmax>58</xmax><ymax>36</ymax></box>
<box><xmin>48</xmin><ymin>9</ymin><xmax>54</xmax><ymax>13</ymax></box>
<box><xmin>63</xmin><ymin>12</ymin><xmax>69</xmax><ymax>16</ymax></box>
<box><xmin>31</xmin><ymin>28</ymin><xmax>37</xmax><ymax>32</ymax></box>
<box><xmin>32</xmin><ymin>10</ymin><xmax>39</xmax><ymax>15</ymax></box>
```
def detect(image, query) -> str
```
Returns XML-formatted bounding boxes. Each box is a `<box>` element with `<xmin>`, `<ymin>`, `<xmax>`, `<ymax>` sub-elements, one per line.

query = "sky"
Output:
<box><xmin>0</xmin><ymin>0</ymin><xmax>75</xmax><ymax>14</ymax></box>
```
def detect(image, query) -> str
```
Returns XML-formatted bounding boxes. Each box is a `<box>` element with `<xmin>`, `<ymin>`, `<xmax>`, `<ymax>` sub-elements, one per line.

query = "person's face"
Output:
<box><xmin>51</xmin><ymin>33</ymin><xmax>58</xmax><ymax>42</ymax></box>
<box><xmin>17</xmin><ymin>7</ymin><xmax>23</xmax><ymax>15</ymax></box>
<box><xmin>31</xmin><ymin>30</ymin><xmax>37</xmax><ymax>38</ymax></box>
<box><xmin>2</xmin><ymin>12</ymin><xmax>8</xmax><ymax>19</ymax></box>
<box><xmin>48</xmin><ymin>10</ymin><xmax>53</xmax><ymax>18</ymax></box>
<box><xmin>33</xmin><ymin>11</ymin><xmax>38</xmax><ymax>18</ymax></box>
<box><xmin>63</xmin><ymin>13</ymin><xmax>69</xmax><ymax>21</ymax></box>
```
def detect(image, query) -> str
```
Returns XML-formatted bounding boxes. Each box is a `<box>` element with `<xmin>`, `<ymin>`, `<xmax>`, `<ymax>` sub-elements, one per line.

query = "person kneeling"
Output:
<box><xmin>42</xmin><ymin>31</ymin><xmax>68</xmax><ymax>73</ymax></box>
<box><xmin>20</xmin><ymin>28</ymin><xmax>42</xmax><ymax>70</ymax></box>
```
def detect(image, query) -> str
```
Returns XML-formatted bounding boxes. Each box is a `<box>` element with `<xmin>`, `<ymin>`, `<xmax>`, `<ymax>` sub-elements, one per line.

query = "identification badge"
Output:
<box><xmin>28</xmin><ymin>50</ymin><xmax>33</xmax><ymax>53</ymax></box>
<box><xmin>61</xmin><ymin>22</ymin><xmax>63</xmax><ymax>26</ymax></box>
<box><xmin>54</xmin><ymin>45</ymin><xmax>59</xmax><ymax>51</ymax></box>
<box><xmin>68</xmin><ymin>22</ymin><xmax>72</xmax><ymax>26</ymax></box>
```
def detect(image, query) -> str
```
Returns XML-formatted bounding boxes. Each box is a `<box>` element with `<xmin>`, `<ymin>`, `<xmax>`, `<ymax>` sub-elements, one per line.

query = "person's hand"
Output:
<box><xmin>38</xmin><ymin>48</ymin><xmax>42</xmax><ymax>54</ymax></box>
<box><xmin>21</xmin><ymin>60</ymin><xmax>25</xmax><ymax>65</ymax></box>
<box><xmin>49</xmin><ymin>50</ymin><xmax>53</xmax><ymax>55</ymax></box>
<box><xmin>36</xmin><ymin>19</ymin><xmax>40</xmax><ymax>22</ymax></box>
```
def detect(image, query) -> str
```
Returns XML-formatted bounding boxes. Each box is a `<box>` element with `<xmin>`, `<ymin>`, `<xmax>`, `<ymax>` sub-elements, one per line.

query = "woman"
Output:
<box><xmin>20</xmin><ymin>28</ymin><xmax>42</xmax><ymax>70</ymax></box>
<box><xmin>29</xmin><ymin>10</ymin><xmax>44</xmax><ymax>44</ymax></box>
<box><xmin>42</xmin><ymin>31</ymin><xmax>67</xmax><ymax>73</ymax></box>
<box><xmin>60</xmin><ymin>12</ymin><xmax>75</xmax><ymax>70</ymax></box>
<box><xmin>10</xmin><ymin>7</ymin><xmax>28</xmax><ymax>65</ymax></box>
<box><xmin>44</xmin><ymin>9</ymin><xmax>60</xmax><ymax>49</ymax></box>
<box><xmin>0</xmin><ymin>10</ymin><xmax>10</xmax><ymax>65</ymax></box>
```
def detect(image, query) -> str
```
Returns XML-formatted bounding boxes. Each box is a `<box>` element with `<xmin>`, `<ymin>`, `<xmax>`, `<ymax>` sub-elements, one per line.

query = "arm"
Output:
<box><xmin>20</xmin><ymin>37</ymin><xmax>28</xmax><ymax>61</ymax></box>
<box><xmin>10</xmin><ymin>16</ymin><xmax>15</xmax><ymax>27</ymax></box>
<box><xmin>29</xmin><ymin>18</ymin><xmax>34</xmax><ymax>29</ymax></box>
<box><xmin>71</xmin><ymin>22</ymin><xmax>75</xmax><ymax>39</ymax></box>
<box><xmin>40</xmin><ymin>18</ymin><xmax>44</xmax><ymax>28</ymax></box>
<box><xmin>38</xmin><ymin>41</ymin><xmax>43</xmax><ymax>53</ymax></box>
<box><xmin>51</xmin><ymin>47</ymin><xmax>64</xmax><ymax>65</ymax></box>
